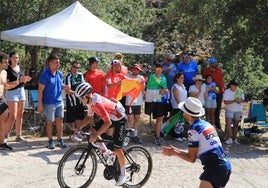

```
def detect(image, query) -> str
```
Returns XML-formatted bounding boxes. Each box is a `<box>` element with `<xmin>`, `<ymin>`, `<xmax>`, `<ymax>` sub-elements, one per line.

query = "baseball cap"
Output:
<box><xmin>88</xmin><ymin>57</ymin><xmax>100</xmax><ymax>65</ymax></box>
<box><xmin>208</xmin><ymin>57</ymin><xmax>217</xmax><ymax>64</ymax></box>
<box><xmin>132</xmin><ymin>64</ymin><xmax>143</xmax><ymax>71</ymax></box>
<box><xmin>111</xmin><ymin>59</ymin><xmax>122</xmax><ymax>66</ymax></box>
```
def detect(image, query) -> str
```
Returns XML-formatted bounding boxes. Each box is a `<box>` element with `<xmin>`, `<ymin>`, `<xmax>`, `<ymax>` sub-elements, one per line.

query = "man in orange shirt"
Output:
<box><xmin>84</xmin><ymin>57</ymin><xmax>105</xmax><ymax>96</ymax></box>
<box><xmin>202</xmin><ymin>57</ymin><xmax>225</xmax><ymax>130</ymax></box>
<box><xmin>104</xmin><ymin>60</ymin><xmax>126</xmax><ymax>99</ymax></box>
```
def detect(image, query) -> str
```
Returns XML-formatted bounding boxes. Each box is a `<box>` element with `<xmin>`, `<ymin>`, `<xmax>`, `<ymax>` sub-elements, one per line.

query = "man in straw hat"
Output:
<box><xmin>162</xmin><ymin>97</ymin><xmax>231</xmax><ymax>188</ymax></box>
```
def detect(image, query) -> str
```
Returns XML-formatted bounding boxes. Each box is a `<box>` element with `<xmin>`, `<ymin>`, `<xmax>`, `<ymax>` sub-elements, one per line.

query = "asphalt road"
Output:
<box><xmin>1</xmin><ymin>135</ymin><xmax>268</xmax><ymax>188</ymax></box>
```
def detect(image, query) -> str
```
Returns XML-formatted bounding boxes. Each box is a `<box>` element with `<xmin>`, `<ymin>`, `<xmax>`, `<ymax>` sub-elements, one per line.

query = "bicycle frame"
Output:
<box><xmin>83</xmin><ymin>135</ymin><xmax>122</xmax><ymax>174</ymax></box>
<box><xmin>58</xmin><ymin>129</ymin><xmax>152</xmax><ymax>188</ymax></box>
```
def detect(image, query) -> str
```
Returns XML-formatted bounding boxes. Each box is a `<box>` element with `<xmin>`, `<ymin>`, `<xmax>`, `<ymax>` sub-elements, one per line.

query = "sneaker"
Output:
<box><xmin>234</xmin><ymin>139</ymin><xmax>240</xmax><ymax>144</ymax></box>
<box><xmin>224</xmin><ymin>138</ymin><xmax>233</xmax><ymax>145</ymax></box>
<box><xmin>154</xmin><ymin>136</ymin><xmax>163</xmax><ymax>146</ymax></box>
<box><xmin>57</xmin><ymin>138</ymin><xmax>67</xmax><ymax>148</ymax></box>
<box><xmin>131</xmin><ymin>136</ymin><xmax>143</xmax><ymax>144</ymax></box>
<box><xmin>72</xmin><ymin>131</ymin><xmax>84</xmax><ymax>143</ymax></box>
<box><xmin>182</xmin><ymin>137</ymin><xmax>188</xmax><ymax>141</ymax></box>
<box><xmin>47</xmin><ymin>140</ymin><xmax>55</xmax><ymax>149</ymax></box>
<box><xmin>15</xmin><ymin>135</ymin><xmax>28</xmax><ymax>143</ymax></box>
<box><xmin>115</xmin><ymin>173</ymin><xmax>129</xmax><ymax>186</ymax></box>
<box><xmin>0</xmin><ymin>143</ymin><xmax>13</xmax><ymax>150</ymax></box>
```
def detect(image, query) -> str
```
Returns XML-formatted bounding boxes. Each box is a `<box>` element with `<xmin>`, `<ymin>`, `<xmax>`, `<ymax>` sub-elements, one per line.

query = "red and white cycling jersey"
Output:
<box><xmin>87</xmin><ymin>93</ymin><xmax>125</xmax><ymax>121</ymax></box>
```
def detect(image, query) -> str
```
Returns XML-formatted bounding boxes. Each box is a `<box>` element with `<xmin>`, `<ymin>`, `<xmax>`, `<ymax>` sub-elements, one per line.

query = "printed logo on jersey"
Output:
<box><xmin>202</xmin><ymin>126</ymin><xmax>217</xmax><ymax>140</ymax></box>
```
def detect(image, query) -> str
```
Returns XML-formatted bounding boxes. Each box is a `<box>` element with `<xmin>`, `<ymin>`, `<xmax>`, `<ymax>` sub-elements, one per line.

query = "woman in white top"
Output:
<box><xmin>189</xmin><ymin>75</ymin><xmax>206</xmax><ymax>106</ymax></box>
<box><xmin>223</xmin><ymin>79</ymin><xmax>244</xmax><ymax>145</ymax></box>
<box><xmin>170</xmin><ymin>72</ymin><xmax>187</xmax><ymax>116</ymax></box>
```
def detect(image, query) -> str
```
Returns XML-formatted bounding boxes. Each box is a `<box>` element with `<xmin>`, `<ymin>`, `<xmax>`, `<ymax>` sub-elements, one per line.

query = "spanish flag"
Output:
<box><xmin>116</xmin><ymin>79</ymin><xmax>145</xmax><ymax>106</ymax></box>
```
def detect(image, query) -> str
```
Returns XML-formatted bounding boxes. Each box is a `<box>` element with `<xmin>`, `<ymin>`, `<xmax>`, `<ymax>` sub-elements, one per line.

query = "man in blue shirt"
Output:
<box><xmin>162</xmin><ymin>52</ymin><xmax>177</xmax><ymax>91</ymax></box>
<box><xmin>177</xmin><ymin>52</ymin><xmax>198</xmax><ymax>91</ymax></box>
<box><xmin>37</xmin><ymin>54</ymin><xmax>67</xmax><ymax>149</ymax></box>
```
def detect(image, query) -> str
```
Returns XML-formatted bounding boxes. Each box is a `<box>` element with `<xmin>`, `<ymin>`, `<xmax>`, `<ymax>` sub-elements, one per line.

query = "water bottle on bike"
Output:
<box><xmin>100</xmin><ymin>148</ymin><xmax>116</xmax><ymax>166</ymax></box>
<box><xmin>106</xmin><ymin>151</ymin><xmax>116</xmax><ymax>166</ymax></box>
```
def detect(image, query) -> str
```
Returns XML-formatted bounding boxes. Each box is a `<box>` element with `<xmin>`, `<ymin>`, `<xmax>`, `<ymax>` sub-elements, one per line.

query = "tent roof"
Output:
<box><xmin>1</xmin><ymin>1</ymin><xmax>154</xmax><ymax>54</ymax></box>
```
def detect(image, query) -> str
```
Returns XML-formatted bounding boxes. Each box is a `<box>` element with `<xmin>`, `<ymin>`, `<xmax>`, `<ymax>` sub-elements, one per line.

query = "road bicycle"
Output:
<box><xmin>57</xmin><ymin>129</ymin><xmax>153</xmax><ymax>187</ymax></box>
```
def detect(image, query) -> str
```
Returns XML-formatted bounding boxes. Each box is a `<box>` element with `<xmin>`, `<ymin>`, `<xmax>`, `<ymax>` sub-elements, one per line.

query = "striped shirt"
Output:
<box><xmin>64</xmin><ymin>72</ymin><xmax>85</xmax><ymax>106</ymax></box>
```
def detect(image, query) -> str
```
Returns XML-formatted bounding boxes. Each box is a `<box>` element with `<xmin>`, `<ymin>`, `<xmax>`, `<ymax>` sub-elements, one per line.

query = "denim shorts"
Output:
<box><xmin>6</xmin><ymin>87</ymin><xmax>26</xmax><ymax>101</ymax></box>
<box><xmin>204</xmin><ymin>99</ymin><xmax>217</xmax><ymax>108</ymax></box>
<box><xmin>225</xmin><ymin>110</ymin><xmax>243</xmax><ymax>121</ymax></box>
<box><xmin>43</xmin><ymin>102</ymin><xmax>64</xmax><ymax>122</ymax></box>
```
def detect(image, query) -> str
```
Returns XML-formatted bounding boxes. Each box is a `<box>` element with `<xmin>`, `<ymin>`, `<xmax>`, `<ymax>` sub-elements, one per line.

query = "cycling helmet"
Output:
<box><xmin>75</xmin><ymin>83</ymin><xmax>92</xmax><ymax>98</ymax></box>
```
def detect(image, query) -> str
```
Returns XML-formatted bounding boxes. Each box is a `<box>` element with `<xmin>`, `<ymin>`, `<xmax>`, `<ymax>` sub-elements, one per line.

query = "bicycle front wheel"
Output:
<box><xmin>123</xmin><ymin>145</ymin><xmax>153</xmax><ymax>188</ymax></box>
<box><xmin>57</xmin><ymin>145</ymin><xmax>97</xmax><ymax>188</ymax></box>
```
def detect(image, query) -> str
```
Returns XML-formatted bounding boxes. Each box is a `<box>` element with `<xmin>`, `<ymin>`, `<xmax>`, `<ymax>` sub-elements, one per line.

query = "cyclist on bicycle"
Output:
<box><xmin>74</xmin><ymin>82</ymin><xmax>129</xmax><ymax>186</ymax></box>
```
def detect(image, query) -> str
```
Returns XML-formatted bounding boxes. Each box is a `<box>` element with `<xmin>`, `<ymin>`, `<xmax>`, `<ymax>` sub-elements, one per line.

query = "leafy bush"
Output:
<box><xmin>223</xmin><ymin>48</ymin><xmax>268</xmax><ymax>100</ymax></box>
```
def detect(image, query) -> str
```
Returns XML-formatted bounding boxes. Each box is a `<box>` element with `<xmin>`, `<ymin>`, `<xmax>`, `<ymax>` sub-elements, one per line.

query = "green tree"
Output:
<box><xmin>223</xmin><ymin>48</ymin><xmax>268</xmax><ymax>99</ymax></box>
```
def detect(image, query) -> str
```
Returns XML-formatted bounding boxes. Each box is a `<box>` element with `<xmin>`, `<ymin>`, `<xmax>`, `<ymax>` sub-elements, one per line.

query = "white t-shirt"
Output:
<box><xmin>223</xmin><ymin>88</ymin><xmax>244</xmax><ymax>112</ymax></box>
<box><xmin>170</xmin><ymin>83</ymin><xmax>187</xmax><ymax>109</ymax></box>
<box><xmin>189</xmin><ymin>84</ymin><xmax>206</xmax><ymax>105</ymax></box>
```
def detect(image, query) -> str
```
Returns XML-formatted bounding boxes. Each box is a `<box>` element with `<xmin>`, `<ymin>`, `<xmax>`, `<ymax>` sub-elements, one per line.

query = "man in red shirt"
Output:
<box><xmin>114</xmin><ymin>52</ymin><xmax>128</xmax><ymax>75</ymax></box>
<box><xmin>84</xmin><ymin>57</ymin><xmax>105</xmax><ymax>96</ymax></box>
<box><xmin>202</xmin><ymin>57</ymin><xmax>225</xmax><ymax>129</ymax></box>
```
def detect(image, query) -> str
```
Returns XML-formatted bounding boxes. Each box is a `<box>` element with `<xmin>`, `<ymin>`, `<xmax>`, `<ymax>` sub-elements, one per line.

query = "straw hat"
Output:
<box><xmin>192</xmin><ymin>74</ymin><xmax>204</xmax><ymax>81</ymax></box>
<box><xmin>178</xmin><ymin>97</ymin><xmax>205</xmax><ymax>117</ymax></box>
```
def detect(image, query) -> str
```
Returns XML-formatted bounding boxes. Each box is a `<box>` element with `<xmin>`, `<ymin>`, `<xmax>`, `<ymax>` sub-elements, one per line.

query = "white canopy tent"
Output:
<box><xmin>1</xmin><ymin>1</ymin><xmax>154</xmax><ymax>54</ymax></box>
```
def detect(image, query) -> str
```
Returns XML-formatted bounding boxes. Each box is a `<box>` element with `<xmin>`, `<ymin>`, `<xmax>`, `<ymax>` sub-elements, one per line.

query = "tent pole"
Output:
<box><xmin>149</xmin><ymin>54</ymin><xmax>154</xmax><ymax>126</ymax></box>
<box><xmin>43</xmin><ymin>46</ymin><xmax>48</xmax><ymax>70</ymax></box>
<box><xmin>150</xmin><ymin>54</ymin><xmax>154</xmax><ymax>67</ymax></box>
<box><xmin>0</xmin><ymin>40</ymin><xmax>2</xmax><ymax>52</ymax></box>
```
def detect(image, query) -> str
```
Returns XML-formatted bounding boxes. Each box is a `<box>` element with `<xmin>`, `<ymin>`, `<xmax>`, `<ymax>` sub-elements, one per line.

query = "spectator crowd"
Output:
<box><xmin>0</xmin><ymin>49</ymin><xmax>255</xmax><ymax>151</ymax></box>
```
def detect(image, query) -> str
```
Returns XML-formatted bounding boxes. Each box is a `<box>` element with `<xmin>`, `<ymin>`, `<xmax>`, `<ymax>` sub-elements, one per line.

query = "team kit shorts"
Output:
<box><xmin>94</xmin><ymin>117</ymin><xmax>127</xmax><ymax>149</ymax></box>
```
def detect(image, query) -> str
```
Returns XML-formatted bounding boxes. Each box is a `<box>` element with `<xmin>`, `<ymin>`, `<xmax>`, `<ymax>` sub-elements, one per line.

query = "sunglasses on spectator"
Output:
<box><xmin>182</xmin><ymin>55</ymin><xmax>189</xmax><ymax>59</ymax></box>
<box><xmin>195</xmin><ymin>79</ymin><xmax>203</xmax><ymax>82</ymax></box>
<box><xmin>72</xmin><ymin>65</ymin><xmax>80</xmax><ymax>69</ymax></box>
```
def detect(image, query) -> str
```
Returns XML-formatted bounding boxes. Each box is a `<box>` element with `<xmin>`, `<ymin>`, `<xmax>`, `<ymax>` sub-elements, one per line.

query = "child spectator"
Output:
<box><xmin>204</xmin><ymin>74</ymin><xmax>219</xmax><ymax>127</ymax></box>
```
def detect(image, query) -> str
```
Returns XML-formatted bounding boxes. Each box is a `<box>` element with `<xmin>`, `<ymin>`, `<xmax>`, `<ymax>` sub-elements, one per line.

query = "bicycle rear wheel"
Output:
<box><xmin>57</xmin><ymin>145</ymin><xmax>97</xmax><ymax>188</ymax></box>
<box><xmin>123</xmin><ymin>145</ymin><xmax>153</xmax><ymax>188</ymax></box>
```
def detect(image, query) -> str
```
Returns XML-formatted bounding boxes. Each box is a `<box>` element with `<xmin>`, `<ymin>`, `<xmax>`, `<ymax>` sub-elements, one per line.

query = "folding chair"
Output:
<box><xmin>242</xmin><ymin>101</ymin><xmax>267</xmax><ymax>137</ymax></box>
<box><xmin>28</xmin><ymin>90</ymin><xmax>39</xmax><ymax>126</ymax></box>
<box><xmin>246</xmin><ymin>102</ymin><xmax>268</xmax><ymax>127</ymax></box>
